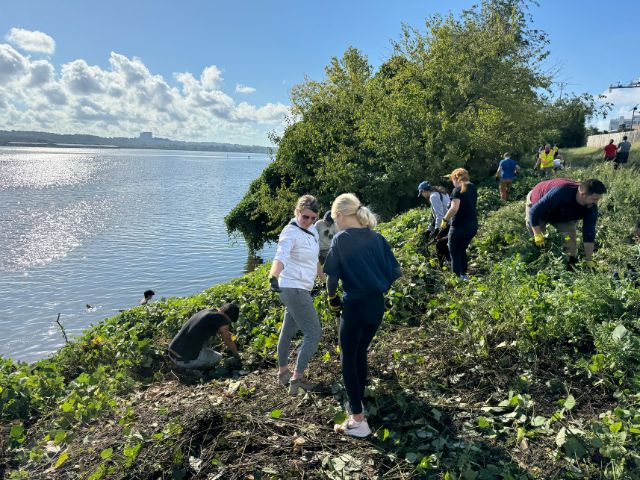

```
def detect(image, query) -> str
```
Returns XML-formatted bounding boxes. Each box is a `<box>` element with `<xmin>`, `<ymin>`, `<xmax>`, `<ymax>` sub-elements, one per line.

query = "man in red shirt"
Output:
<box><xmin>603</xmin><ymin>139</ymin><xmax>617</xmax><ymax>161</ymax></box>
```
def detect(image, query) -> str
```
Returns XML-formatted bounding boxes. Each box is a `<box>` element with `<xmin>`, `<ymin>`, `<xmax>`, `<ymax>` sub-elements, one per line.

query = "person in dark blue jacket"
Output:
<box><xmin>323</xmin><ymin>193</ymin><xmax>402</xmax><ymax>438</ymax></box>
<box><xmin>525</xmin><ymin>178</ymin><xmax>606</xmax><ymax>269</ymax></box>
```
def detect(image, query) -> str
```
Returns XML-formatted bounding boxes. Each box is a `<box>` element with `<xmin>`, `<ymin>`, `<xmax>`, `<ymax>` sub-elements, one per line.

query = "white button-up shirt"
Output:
<box><xmin>274</xmin><ymin>220</ymin><xmax>319</xmax><ymax>291</ymax></box>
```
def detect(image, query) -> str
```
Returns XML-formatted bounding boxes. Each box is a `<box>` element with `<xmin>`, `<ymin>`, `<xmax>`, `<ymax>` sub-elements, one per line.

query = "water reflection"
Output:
<box><xmin>0</xmin><ymin>147</ymin><xmax>275</xmax><ymax>362</ymax></box>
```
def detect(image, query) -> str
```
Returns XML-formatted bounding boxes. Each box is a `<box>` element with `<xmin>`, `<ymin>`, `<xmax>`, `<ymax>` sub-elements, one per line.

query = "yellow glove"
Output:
<box><xmin>533</xmin><ymin>233</ymin><xmax>545</xmax><ymax>247</ymax></box>
<box><xmin>584</xmin><ymin>260</ymin><xmax>596</xmax><ymax>270</ymax></box>
<box><xmin>439</xmin><ymin>219</ymin><xmax>448</xmax><ymax>230</ymax></box>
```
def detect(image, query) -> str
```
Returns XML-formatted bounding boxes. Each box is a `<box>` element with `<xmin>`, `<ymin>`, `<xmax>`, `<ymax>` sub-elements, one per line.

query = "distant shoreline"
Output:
<box><xmin>0</xmin><ymin>129</ymin><xmax>275</xmax><ymax>154</ymax></box>
<box><xmin>0</xmin><ymin>142</ymin><xmax>270</xmax><ymax>155</ymax></box>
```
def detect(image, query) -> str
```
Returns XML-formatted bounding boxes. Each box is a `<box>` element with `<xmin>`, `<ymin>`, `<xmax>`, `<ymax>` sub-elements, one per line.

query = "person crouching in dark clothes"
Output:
<box><xmin>168</xmin><ymin>303</ymin><xmax>240</xmax><ymax>369</ymax></box>
<box><xmin>526</xmin><ymin>178</ymin><xmax>606</xmax><ymax>270</ymax></box>
<box><xmin>323</xmin><ymin>193</ymin><xmax>402</xmax><ymax>438</ymax></box>
<box><xmin>441</xmin><ymin>168</ymin><xmax>478</xmax><ymax>279</ymax></box>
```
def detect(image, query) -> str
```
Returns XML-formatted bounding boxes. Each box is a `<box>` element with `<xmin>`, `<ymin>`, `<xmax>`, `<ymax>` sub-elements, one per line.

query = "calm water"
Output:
<box><xmin>0</xmin><ymin>147</ymin><xmax>274</xmax><ymax>363</ymax></box>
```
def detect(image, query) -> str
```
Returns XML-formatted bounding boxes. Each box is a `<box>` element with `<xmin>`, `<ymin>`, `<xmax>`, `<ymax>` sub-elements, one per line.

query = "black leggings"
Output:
<box><xmin>339</xmin><ymin>294</ymin><xmax>385</xmax><ymax>415</ymax></box>
<box><xmin>448</xmin><ymin>224</ymin><xmax>478</xmax><ymax>276</ymax></box>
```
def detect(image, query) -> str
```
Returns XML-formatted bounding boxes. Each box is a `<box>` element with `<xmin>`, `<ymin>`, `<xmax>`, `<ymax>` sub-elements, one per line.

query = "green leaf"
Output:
<box><xmin>269</xmin><ymin>409</ymin><xmax>282</xmax><ymax>419</ymax></box>
<box><xmin>333</xmin><ymin>410</ymin><xmax>347</xmax><ymax>425</ymax></box>
<box><xmin>477</xmin><ymin>416</ymin><xmax>491</xmax><ymax>428</ymax></box>
<box><xmin>563</xmin><ymin>437</ymin><xmax>587</xmax><ymax>458</ymax></box>
<box><xmin>54</xmin><ymin>451</ymin><xmax>69</xmax><ymax>468</ymax></box>
<box><xmin>610</xmin><ymin>421</ymin><xmax>623</xmax><ymax>433</ymax></box>
<box><xmin>405</xmin><ymin>452</ymin><xmax>418</xmax><ymax>463</ymax></box>
<box><xmin>531</xmin><ymin>416</ymin><xmax>547</xmax><ymax>427</ymax></box>
<box><xmin>564</xmin><ymin>395</ymin><xmax>576</xmax><ymax>411</ymax></box>
<box><xmin>100</xmin><ymin>448</ymin><xmax>113</xmax><ymax>460</ymax></box>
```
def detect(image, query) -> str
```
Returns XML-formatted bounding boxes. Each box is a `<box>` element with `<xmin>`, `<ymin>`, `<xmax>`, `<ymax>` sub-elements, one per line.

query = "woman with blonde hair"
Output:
<box><xmin>268</xmin><ymin>195</ymin><xmax>324</xmax><ymax>395</ymax></box>
<box><xmin>323</xmin><ymin>193</ymin><xmax>402</xmax><ymax>437</ymax></box>
<box><xmin>440</xmin><ymin>168</ymin><xmax>478</xmax><ymax>279</ymax></box>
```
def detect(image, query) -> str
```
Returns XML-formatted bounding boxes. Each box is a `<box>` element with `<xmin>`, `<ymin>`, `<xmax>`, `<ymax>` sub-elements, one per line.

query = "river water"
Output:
<box><xmin>0</xmin><ymin>147</ymin><xmax>274</xmax><ymax>362</ymax></box>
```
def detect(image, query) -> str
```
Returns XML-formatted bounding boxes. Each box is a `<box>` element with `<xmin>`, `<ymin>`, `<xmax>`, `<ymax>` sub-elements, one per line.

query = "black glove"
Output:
<box><xmin>269</xmin><ymin>276</ymin><xmax>281</xmax><ymax>293</ymax></box>
<box><xmin>328</xmin><ymin>294</ymin><xmax>342</xmax><ymax>315</ymax></box>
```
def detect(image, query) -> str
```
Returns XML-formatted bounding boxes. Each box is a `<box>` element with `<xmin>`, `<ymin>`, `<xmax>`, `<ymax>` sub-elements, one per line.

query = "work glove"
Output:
<box><xmin>584</xmin><ymin>260</ymin><xmax>596</xmax><ymax>270</ymax></box>
<box><xmin>328</xmin><ymin>294</ymin><xmax>342</xmax><ymax>316</ymax></box>
<box><xmin>268</xmin><ymin>276</ymin><xmax>281</xmax><ymax>293</ymax></box>
<box><xmin>533</xmin><ymin>233</ymin><xmax>545</xmax><ymax>248</ymax></box>
<box><xmin>439</xmin><ymin>219</ymin><xmax>448</xmax><ymax>231</ymax></box>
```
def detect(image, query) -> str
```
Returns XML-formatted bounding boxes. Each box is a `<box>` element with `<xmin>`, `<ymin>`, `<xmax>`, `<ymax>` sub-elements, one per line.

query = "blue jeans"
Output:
<box><xmin>339</xmin><ymin>294</ymin><xmax>385</xmax><ymax>415</ymax></box>
<box><xmin>448</xmin><ymin>224</ymin><xmax>477</xmax><ymax>277</ymax></box>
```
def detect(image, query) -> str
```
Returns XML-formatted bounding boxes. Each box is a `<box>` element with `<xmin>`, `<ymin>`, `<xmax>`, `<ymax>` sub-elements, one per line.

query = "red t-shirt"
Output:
<box><xmin>530</xmin><ymin>178</ymin><xmax>579</xmax><ymax>205</ymax></box>
<box><xmin>604</xmin><ymin>144</ymin><xmax>617</xmax><ymax>157</ymax></box>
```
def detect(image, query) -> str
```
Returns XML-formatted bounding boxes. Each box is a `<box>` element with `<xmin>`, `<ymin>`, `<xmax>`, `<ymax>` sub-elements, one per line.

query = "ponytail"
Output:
<box><xmin>448</xmin><ymin>168</ymin><xmax>470</xmax><ymax>193</ymax></box>
<box><xmin>332</xmin><ymin>193</ymin><xmax>378</xmax><ymax>229</ymax></box>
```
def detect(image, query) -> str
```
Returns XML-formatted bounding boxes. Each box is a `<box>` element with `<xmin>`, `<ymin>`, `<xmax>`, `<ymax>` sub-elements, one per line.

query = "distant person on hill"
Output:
<box><xmin>603</xmin><ymin>139</ymin><xmax>617</xmax><ymax>162</ymax></box>
<box><xmin>315</xmin><ymin>211</ymin><xmax>339</xmax><ymax>264</ymax></box>
<box><xmin>534</xmin><ymin>144</ymin><xmax>555</xmax><ymax>178</ymax></box>
<box><xmin>441</xmin><ymin>168</ymin><xmax>478</xmax><ymax>279</ymax></box>
<box><xmin>526</xmin><ymin>178</ymin><xmax>607</xmax><ymax>270</ymax></box>
<box><xmin>140</xmin><ymin>290</ymin><xmax>155</xmax><ymax>305</ymax></box>
<box><xmin>553</xmin><ymin>145</ymin><xmax>561</xmax><ymax>159</ymax></box>
<box><xmin>615</xmin><ymin>136</ymin><xmax>632</xmax><ymax>170</ymax></box>
<box><xmin>495</xmin><ymin>153</ymin><xmax>520</xmax><ymax>201</ymax></box>
<box><xmin>269</xmin><ymin>195</ymin><xmax>323</xmax><ymax>396</ymax></box>
<box><xmin>324</xmin><ymin>193</ymin><xmax>402</xmax><ymax>438</ymax></box>
<box><xmin>168</xmin><ymin>303</ymin><xmax>240</xmax><ymax>369</ymax></box>
<box><xmin>418</xmin><ymin>180</ymin><xmax>450</xmax><ymax>266</ymax></box>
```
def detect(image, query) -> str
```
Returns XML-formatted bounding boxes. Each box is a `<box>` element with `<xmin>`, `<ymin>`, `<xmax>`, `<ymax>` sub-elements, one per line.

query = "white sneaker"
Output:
<box><xmin>334</xmin><ymin>416</ymin><xmax>371</xmax><ymax>438</ymax></box>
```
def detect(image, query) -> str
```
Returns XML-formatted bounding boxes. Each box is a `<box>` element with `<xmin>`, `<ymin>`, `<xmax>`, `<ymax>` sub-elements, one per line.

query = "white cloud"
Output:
<box><xmin>5</xmin><ymin>28</ymin><xmax>56</xmax><ymax>54</ymax></box>
<box><xmin>201</xmin><ymin>65</ymin><xmax>223</xmax><ymax>89</ymax></box>
<box><xmin>0</xmin><ymin>32</ymin><xmax>289</xmax><ymax>145</ymax></box>
<box><xmin>591</xmin><ymin>87</ymin><xmax>640</xmax><ymax>130</ymax></box>
<box><xmin>236</xmin><ymin>84</ymin><xmax>256</xmax><ymax>94</ymax></box>
<box><xmin>0</xmin><ymin>44</ymin><xmax>28</xmax><ymax>84</ymax></box>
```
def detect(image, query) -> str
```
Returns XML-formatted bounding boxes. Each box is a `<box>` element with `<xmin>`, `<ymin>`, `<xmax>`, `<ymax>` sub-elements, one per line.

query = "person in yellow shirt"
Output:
<box><xmin>534</xmin><ymin>144</ymin><xmax>555</xmax><ymax>178</ymax></box>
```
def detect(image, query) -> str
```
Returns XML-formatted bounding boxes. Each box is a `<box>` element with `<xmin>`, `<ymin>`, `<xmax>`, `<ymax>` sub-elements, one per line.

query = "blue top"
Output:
<box><xmin>499</xmin><ymin>158</ymin><xmax>518</xmax><ymax>180</ymax></box>
<box><xmin>528</xmin><ymin>185</ymin><xmax>598</xmax><ymax>242</ymax></box>
<box><xmin>323</xmin><ymin>228</ymin><xmax>402</xmax><ymax>300</ymax></box>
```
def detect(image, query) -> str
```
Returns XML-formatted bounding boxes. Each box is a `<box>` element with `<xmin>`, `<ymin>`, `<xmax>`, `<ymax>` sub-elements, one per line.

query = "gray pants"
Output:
<box><xmin>278</xmin><ymin>288</ymin><xmax>321</xmax><ymax>374</ymax></box>
<box><xmin>170</xmin><ymin>347</ymin><xmax>222</xmax><ymax>369</ymax></box>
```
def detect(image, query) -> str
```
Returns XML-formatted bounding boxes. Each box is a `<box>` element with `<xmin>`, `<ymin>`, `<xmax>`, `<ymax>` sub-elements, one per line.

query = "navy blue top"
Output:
<box><xmin>529</xmin><ymin>184</ymin><xmax>598</xmax><ymax>242</ymax></box>
<box><xmin>323</xmin><ymin>228</ymin><xmax>402</xmax><ymax>300</ymax></box>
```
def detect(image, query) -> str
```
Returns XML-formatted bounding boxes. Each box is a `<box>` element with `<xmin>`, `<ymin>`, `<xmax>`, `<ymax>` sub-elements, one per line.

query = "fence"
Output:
<box><xmin>586</xmin><ymin>130</ymin><xmax>640</xmax><ymax>148</ymax></box>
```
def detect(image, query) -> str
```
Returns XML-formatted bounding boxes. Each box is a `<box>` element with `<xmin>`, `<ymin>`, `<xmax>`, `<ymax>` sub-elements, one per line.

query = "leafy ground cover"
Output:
<box><xmin>1</xmin><ymin>152</ymin><xmax>639</xmax><ymax>479</ymax></box>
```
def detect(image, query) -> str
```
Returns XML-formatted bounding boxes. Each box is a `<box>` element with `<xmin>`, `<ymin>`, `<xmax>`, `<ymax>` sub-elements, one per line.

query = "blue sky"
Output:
<box><xmin>1</xmin><ymin>0</ymin><xmax>639</xmax><ymax>144</ymax></box>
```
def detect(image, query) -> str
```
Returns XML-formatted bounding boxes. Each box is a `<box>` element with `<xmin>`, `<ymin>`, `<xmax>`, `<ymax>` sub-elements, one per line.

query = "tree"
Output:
<box><xmin>226</xmin><ymin>0</ymin><xmax>555</xmax><ymax>250</ymax></box>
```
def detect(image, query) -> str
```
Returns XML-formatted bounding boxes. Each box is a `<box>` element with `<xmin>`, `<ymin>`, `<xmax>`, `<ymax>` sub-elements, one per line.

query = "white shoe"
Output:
<box><xmin>334</xmin><ymin>416</ymin><xmax>371</xmax><ymax>438</ymax></box>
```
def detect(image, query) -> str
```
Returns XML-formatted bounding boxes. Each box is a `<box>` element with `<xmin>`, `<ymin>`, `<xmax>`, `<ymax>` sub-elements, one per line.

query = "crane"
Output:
<box><xmin>609</xmin><ymin>81</ymin><xmax>640</xmax><ymax>91</ymax></box>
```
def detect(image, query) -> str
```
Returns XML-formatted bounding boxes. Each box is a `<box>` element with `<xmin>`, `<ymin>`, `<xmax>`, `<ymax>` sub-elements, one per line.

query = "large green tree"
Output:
<box><xmin>226</xmin><ymin>0</ymin><xmax>552</xmax><ymax>250</ymax></box>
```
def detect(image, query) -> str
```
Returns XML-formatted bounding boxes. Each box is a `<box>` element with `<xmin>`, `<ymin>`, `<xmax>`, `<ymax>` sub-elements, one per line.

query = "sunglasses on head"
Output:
<box><xmin>301</xmin><ymin>214</ymin><xmax>318</xmax><ymax>221</ymax></box>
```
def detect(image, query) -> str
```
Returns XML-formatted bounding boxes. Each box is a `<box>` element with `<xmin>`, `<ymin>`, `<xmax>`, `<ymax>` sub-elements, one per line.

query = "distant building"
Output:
<box><xmin>139</xmin><ymin>132</ymin><xmax>153</xmax><ymax>140</ymax></box>
<box><xmin>609</xmin><ymin>116</ymin><xmax>640</xmax><ymax>131</ymax></box>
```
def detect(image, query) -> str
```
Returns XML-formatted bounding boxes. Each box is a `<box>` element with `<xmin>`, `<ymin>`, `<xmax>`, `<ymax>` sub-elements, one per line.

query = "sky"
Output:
<box><xmin>1</xmin><ymin>0</ymin><xmax>639</xmax><ymax>146</ymax></box>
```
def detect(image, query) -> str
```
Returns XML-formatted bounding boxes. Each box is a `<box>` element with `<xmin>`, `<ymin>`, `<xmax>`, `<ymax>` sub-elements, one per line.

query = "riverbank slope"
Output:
<box><xmin>2</xmin><ymin>153</ymin><xmax>639</xmax><ymax>479</ymax></box>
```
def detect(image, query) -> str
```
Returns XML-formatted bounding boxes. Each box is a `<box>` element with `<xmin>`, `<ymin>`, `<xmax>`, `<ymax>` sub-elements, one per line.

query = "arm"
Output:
<box><xmin>316</xmin><ymin>261</ymin><xmax>325</xmax><ymax>279</ymax></box>
<box><xmin>269</xmin><ymin>260</ymin><xmax>284</xmax><ymax>278</ymax></box>
<box><xmin>218</xmin><ymin>325</ymin><xmax>239</xmax><ymax>357</ymax></box>
<box><xmin>430</xmin><ymin>193</ymin><xmax>448</xmax><ymax>226</ymax></box>
<box><xmin>326</xmin><ymin>275</ymin><xmax>339</xmax><ymax>297</ymax></box>
<box><xmin>443</xmin><ymin>198</ymin><xmax>460</xmax><ymax>222</ymax></box>
<box><xmin>528</xmin><ymin>188</ymin><xmax>562</xmax><ymax>233</ymax></box>
<box><xmin>270</xmin><ymin>227</ymin><xmax>294</xmax><ymax>278</ymax></box>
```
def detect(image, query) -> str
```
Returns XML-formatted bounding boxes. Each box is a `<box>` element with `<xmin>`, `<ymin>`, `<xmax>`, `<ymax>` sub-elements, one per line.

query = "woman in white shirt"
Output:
<box><xmin>417</xmin><ymin>181</ymin><xmax>451</xmax><ymax>266</ymax></box>
<box><xmin>268</xmin><ymin>195</ymin><xmax>324</xmax><ymax>395</ymax></box>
